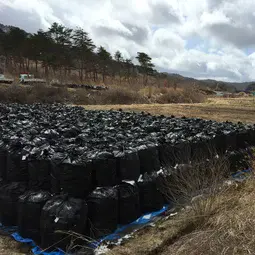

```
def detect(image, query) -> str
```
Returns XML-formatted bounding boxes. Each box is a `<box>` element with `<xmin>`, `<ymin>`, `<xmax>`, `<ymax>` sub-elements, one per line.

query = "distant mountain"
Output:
<box><xmin>200</xmin><ymin>80</ymin><xmax>252</xmax><ymax>92</ymax></box>
<box><xmin>161</xmin><ymin>72</ymin><xmax>252</xmax><ymax>92</ymax></box>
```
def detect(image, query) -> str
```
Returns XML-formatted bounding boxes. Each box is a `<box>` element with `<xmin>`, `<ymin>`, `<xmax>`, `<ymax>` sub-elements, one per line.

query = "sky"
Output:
<box><xmin>1</xmin><ymin>0</ymin><xmax>255</xmax><ymax>82</ymax></box>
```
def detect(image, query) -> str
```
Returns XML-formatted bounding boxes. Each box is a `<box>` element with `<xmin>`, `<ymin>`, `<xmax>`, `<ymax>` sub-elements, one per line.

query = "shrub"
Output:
<box><xmin>98</xmin><ymin>87</ymin><xmax>148</xmax><ymax>105</ymax></box>
<box><xmin>0</xmin><ymin>84</ymin><xmax>71</xmax><ymax>104</ymax></box>
<box><xmin>27</xmin><ymin>84</ymin><xmax>70</xmax><ymax>104</ymax></box>
<box><xmin>1</xmin><ymin>85</ymin><xmax>28</xmax><ymax>103</ymax></box>
<box><xmin>0</xmin><ymin>84</ymin><xmax>205</xmax><ymax>105</ymax></box>
<box><xmin>71</xmin><ymin>89</ymin><xmax>97</xmax><ymax>105</ymax></box>
<box><xmin>156</xmin><ymin>88</ymin><xmax>205</xmax><ymax>104</ymax></box>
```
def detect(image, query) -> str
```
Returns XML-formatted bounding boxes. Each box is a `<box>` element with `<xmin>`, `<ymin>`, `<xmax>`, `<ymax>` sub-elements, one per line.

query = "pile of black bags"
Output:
<box><xmin>0</xmin><ymin>103</ymin><xmax>253</xmax><ymax>251</ymax></box>
<box><xmin>40</xmin><ymin>195</ymin><xmax>88</xmax><ymax>250</ymax></box>
<box><xmin>0</xmin><ymin>182</ymin><xmax>27</xmax><ymax>226</ymax></box>
<box><xmin>18</xmin><ymin>190</ymin><xmax>52</xmax><ymax>241</ymax></box>
<box><xmin>87</xmin><ymin>187</ymin><xmax>118</xmax><ymax>238</ymax></box>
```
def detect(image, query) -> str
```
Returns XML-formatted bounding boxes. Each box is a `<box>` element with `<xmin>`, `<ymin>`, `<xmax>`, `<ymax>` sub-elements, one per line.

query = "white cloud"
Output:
<box><xmin>1</xmin><ymin>0</ymin><xmax>255</xmax><ymax>82</ymax></box>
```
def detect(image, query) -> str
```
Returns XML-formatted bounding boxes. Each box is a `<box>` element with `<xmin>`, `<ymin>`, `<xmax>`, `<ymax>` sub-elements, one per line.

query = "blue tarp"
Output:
<box><xmin>0</xmin><ymin>224</ymin><xmax>64</xmax><ymax>255</ymax></box>
<box><xmin>0</xmin><ymin>205</ymin><xmax>169</xmax><ymax>254</ymax></box>
<box><xmin>11</xmin><ymin>232</ymin><xmax>65</xmax><ymax>255</ymax></box>
<box><xmin>231</xmin><ymin>168</ymin><xmax>252</xmax><ymax>180</ymax></box>
<box><xmin>91</xmin><ymin>205</ymin><xmax>169</xmax><ymax>248</ymax></box>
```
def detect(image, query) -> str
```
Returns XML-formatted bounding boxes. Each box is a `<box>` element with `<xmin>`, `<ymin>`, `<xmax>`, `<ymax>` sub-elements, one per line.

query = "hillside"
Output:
<box><xmin>0</xmin><ymin>22</ymin><xmax>252</xmax><ymax>92</ymax></box>
<box><xmin>164</xmin><ymin>73</ymin><xmax>251</xmax><ymax>92</ymax></box>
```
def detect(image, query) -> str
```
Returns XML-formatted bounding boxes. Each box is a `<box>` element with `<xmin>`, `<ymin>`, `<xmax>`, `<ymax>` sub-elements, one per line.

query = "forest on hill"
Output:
<box><xmin>0</xmin><ymin>22</ymin><xmax>158</xmax><ymax>86</ymax></box>
<box><xmin>0</xmin><ymin>22</ymin><xmax>250</xmax><ymax>92</ymax></box>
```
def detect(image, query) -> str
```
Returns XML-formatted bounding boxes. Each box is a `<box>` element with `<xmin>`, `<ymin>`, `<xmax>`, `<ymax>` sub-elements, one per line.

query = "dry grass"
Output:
<box><xmin>98</xmin><ymin>87</ymin><xmax>148</xmax><ymax>105</ymax></box>
<box><xmin>83</xmin><ymin>97</ymin><xmax>255</xmax><ymax>123</ymax></box>
<box><xmin>109</xmin><ymin>156</ymin><xmax>255</xmax><ymax>255</ymax></box>
<box><xmin>162</xmin><ymin>179</ymin><xmax>255</xmax><ymax>255</ymax></box>
<box><xmin>138</xmin><ymin>87</ymin><xmax>206</xmax><ymax>104</ymax></box>
<box><xmin>161</xmin><ymin>155</ymin><xmax>230</xmax><ymax>207</ymax></box>
<box><xmin>156</xmin><ymin>88</ymin><xmax>205</xmax><ymax>104</ymax></box>
<box><xmin>0</xmin><ymin>84</ymin><xmax>70</xmax><ymax>104</ymax></box>
<box><xmin>0</xmin><ymin>83</ymin><xmax>207</xmax><ymax>105</ymax></box>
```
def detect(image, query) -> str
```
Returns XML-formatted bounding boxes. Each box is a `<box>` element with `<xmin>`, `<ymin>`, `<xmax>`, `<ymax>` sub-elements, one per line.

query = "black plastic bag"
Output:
<box><xmin>6</xmin><ymin>152</ymin><xmax>28</xmax><ymax>182</ymax></box>
<box><xmin>224</xmin><ymin>131</ymin><xmax>237</xmax><ymax>151</ymax></box>
<box><xmin>18</xmin><ymin>190</ymin><xmax>52</xmax><ymax>241</ymax></box>
<box><xmin>155</xmin><ymin>169</ymin><xmax>173</xmax><ymax>204</ymax></box>
<box><xmin>115</xmin><ymin>150</ymin><xmax>140</xmax><ymax>181</ymax></box>
<box><xmin>228</xmin><ymin>150</ymin><xmax>250</xmax><ymax>173</ymax></box>
<box><xmin>118</xmin><ymin>181</ymin><xmax>140</xmax><ymax>224</ymax></box>
<box><xmin>40</xmin><ymin>195</ymin><xmax>88</xmax><ymax>250</ymax></box>
<box><xmin>138</xmin><ymin>145</ymin><xmax>160</xmax><ymax>174</ymax></box>
<box><xmin>28</xmin><ymin>160</ymin><xmax>51</xmax><ymax>191</ymax></box>
<box><xmin>90</xmin><ymin>151</ymin><xmax>117</xmax><ymax>187</ymax></box>
<box><xmin>87</xmin><ymin>187</ymin><xmax>118</xmax><ymax>238</ymax></box>
<box><xmin>212</xmin><ymin>134</ymin><xmax>226</xmax><ymax>154</ymax></box>
<box><xmin>137</xmin><ymin>173</ymin><xmax>164</xmax><ymax>213</ymax></box>
<box><xmin>159</xmin><ymin>142</ymin><xmax>191</xmax><ymax>167</ymax></box>
<box><xmin>51</xmin><ymin>159</ymin><xmax>92</xmax><ymax>198</ymax></box>
<box><xmin>0</xmin><ymin>182</ymin><xmax>27</xmax><ymax>226</ymax></box>
<box><xmin>236</xmin><ymin>131</ymin><xmax>250</xmax><ymax>149</ymax></box>
<box><xmin>50</xmin><ymin>152</ymin><xmax>67</xmax><ymax>195</ymax></box>
<box><xmin>0</xmin><ymin>142</ymin><xmax>7</xmax><ymax>180</ymax></box>
<box><xmin>247</xmin><ymin>127</ymin><xmax>255</xmax><ymax>146</ymax></box>
<box><xmin>158</xmin><ymin>143</ymin><xmax>175</xmax><ymax>167</ymax></box>
<box><xmin>191</xmin><ymin>139</ymin><xmax>212</xmax><ymax>160</ymax></box>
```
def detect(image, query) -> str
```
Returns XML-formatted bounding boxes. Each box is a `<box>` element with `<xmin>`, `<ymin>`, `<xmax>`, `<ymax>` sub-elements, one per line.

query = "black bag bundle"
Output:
<box><xmin>236</xmin><ymin>130</ymin><xmax>250</xmax><ymax>149</ymax></box>
<box><xmin>51</xmin><ymin>158</ymin><xmax>92</xmax><ymax>198</ymax></box>
<box><xmin>247</xmin><ymin>126</ymin><xmax>255</xmax><ymax>146</ymax></box>
<box><xmin>90</xmin><ymin>151</ymin><xmax>117</xmax><ymax>187</ymax></box>
<box><xmin>0</xmin><ymin>141</ymin><xmax>7</xmax><ymax>180</ymax></box>
<box><xmin>228</xmin><ymin>150</ymin><xmax>250</xmax><ymax>173</ymax></box>
<box><xmin>87</xmin><ymin>187</ymin><xmax>118</xmax><ymax>238</ymax></box>
<box><xmin>50</xmin><ymin>152</ymin><xmax>67</xmax><ymax>195</ymax></box>
<box><xmin>190</xmin><ymin>139</ymin><xmax>210</xmax><ymax>160</ymax></box>
<box><xmin>40</xmin><ymin>195</ymin><xmax>88</xmax><ymax>250</ymax></box>
<box><xmin>159</xmin><ymin>143</ymin><xmax>175</xmax><ymax>167</ymax></box>
<box><xmin>212</xmin><ymin>133</ymin><xmax>227</xmax><ymax>154</ymax></box>
<box><xmin>6</xmin><ymin>153</ymin><xmax>28</xmax><ymax>182</ymax></box>
<box><xmin>252</xmin><ymin>128</ymin><xmax>255</xmax><ymax>145</ymax></box>
<box><xmin>6</xmin><ymin>140</ymin><xmax>29</xmax><ymax>182</ymax></box>
<box><xmin>137</xmin><ymin>173</ymin><xmax>164</xmax><ymax>213</ymax></box>
<box><xmin>155</xmin><ymin>169</ymin><xmax>173</xmax><ymax>204</ymax></box>
<box><xmin>18</xmin><ymin>190</ymin><xmax>52</xmax><ymax>241</ymax></box>
<box><xmin>118</xmin><ymin>181</ymin><xmax>140</xmax><ymax>224</ymax></box>
<box><xmin>115</xmin><ymin>149</ymin><xmax>140</xmax><ymax>181</ymax></box>
<box><xmin>224</xmin><ymin>131</ymin><xmax>237</xmax><ymax>151</ymax></box>
<box><xmin>138</xmin><ymin>145</ymin><xmax>160</xmax><ymax>174</ymax></box>
<box><xmin>0</xmin><ymin>182</ymin><xmax>27</xmax><ymax>226</ymax></box>
<box><xmin>28</xmin><ymin>159</ymin><xmax>51</xmax><ymax>191</ymax></box>
<box><xmin>159</xmin><ymin>142</ymin><xmax>191</xmax><ymax>167</ymax></box>
<box><xmin>28</xmin><ymin>146</ymin><xmax>52</xmax><ymax>191</ymax></box>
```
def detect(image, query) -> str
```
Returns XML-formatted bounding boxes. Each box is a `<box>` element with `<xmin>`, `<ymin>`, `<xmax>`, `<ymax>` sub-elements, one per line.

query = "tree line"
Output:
<box><xmin>0</xmin><ymin>22</ymin><xmax>156</xmax><ymax>85</ymax></box>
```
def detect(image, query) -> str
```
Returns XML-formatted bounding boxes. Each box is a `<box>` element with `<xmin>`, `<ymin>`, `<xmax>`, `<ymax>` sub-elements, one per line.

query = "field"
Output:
<box><xmin>84</xmin><ymin>97</ymin><xmax>255</xmax><ymax>124</ymax></box>
<box><xmin>1</xmin><ymin>97</ymin><xmax>254</xmax><ymax>255</ymax></box>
